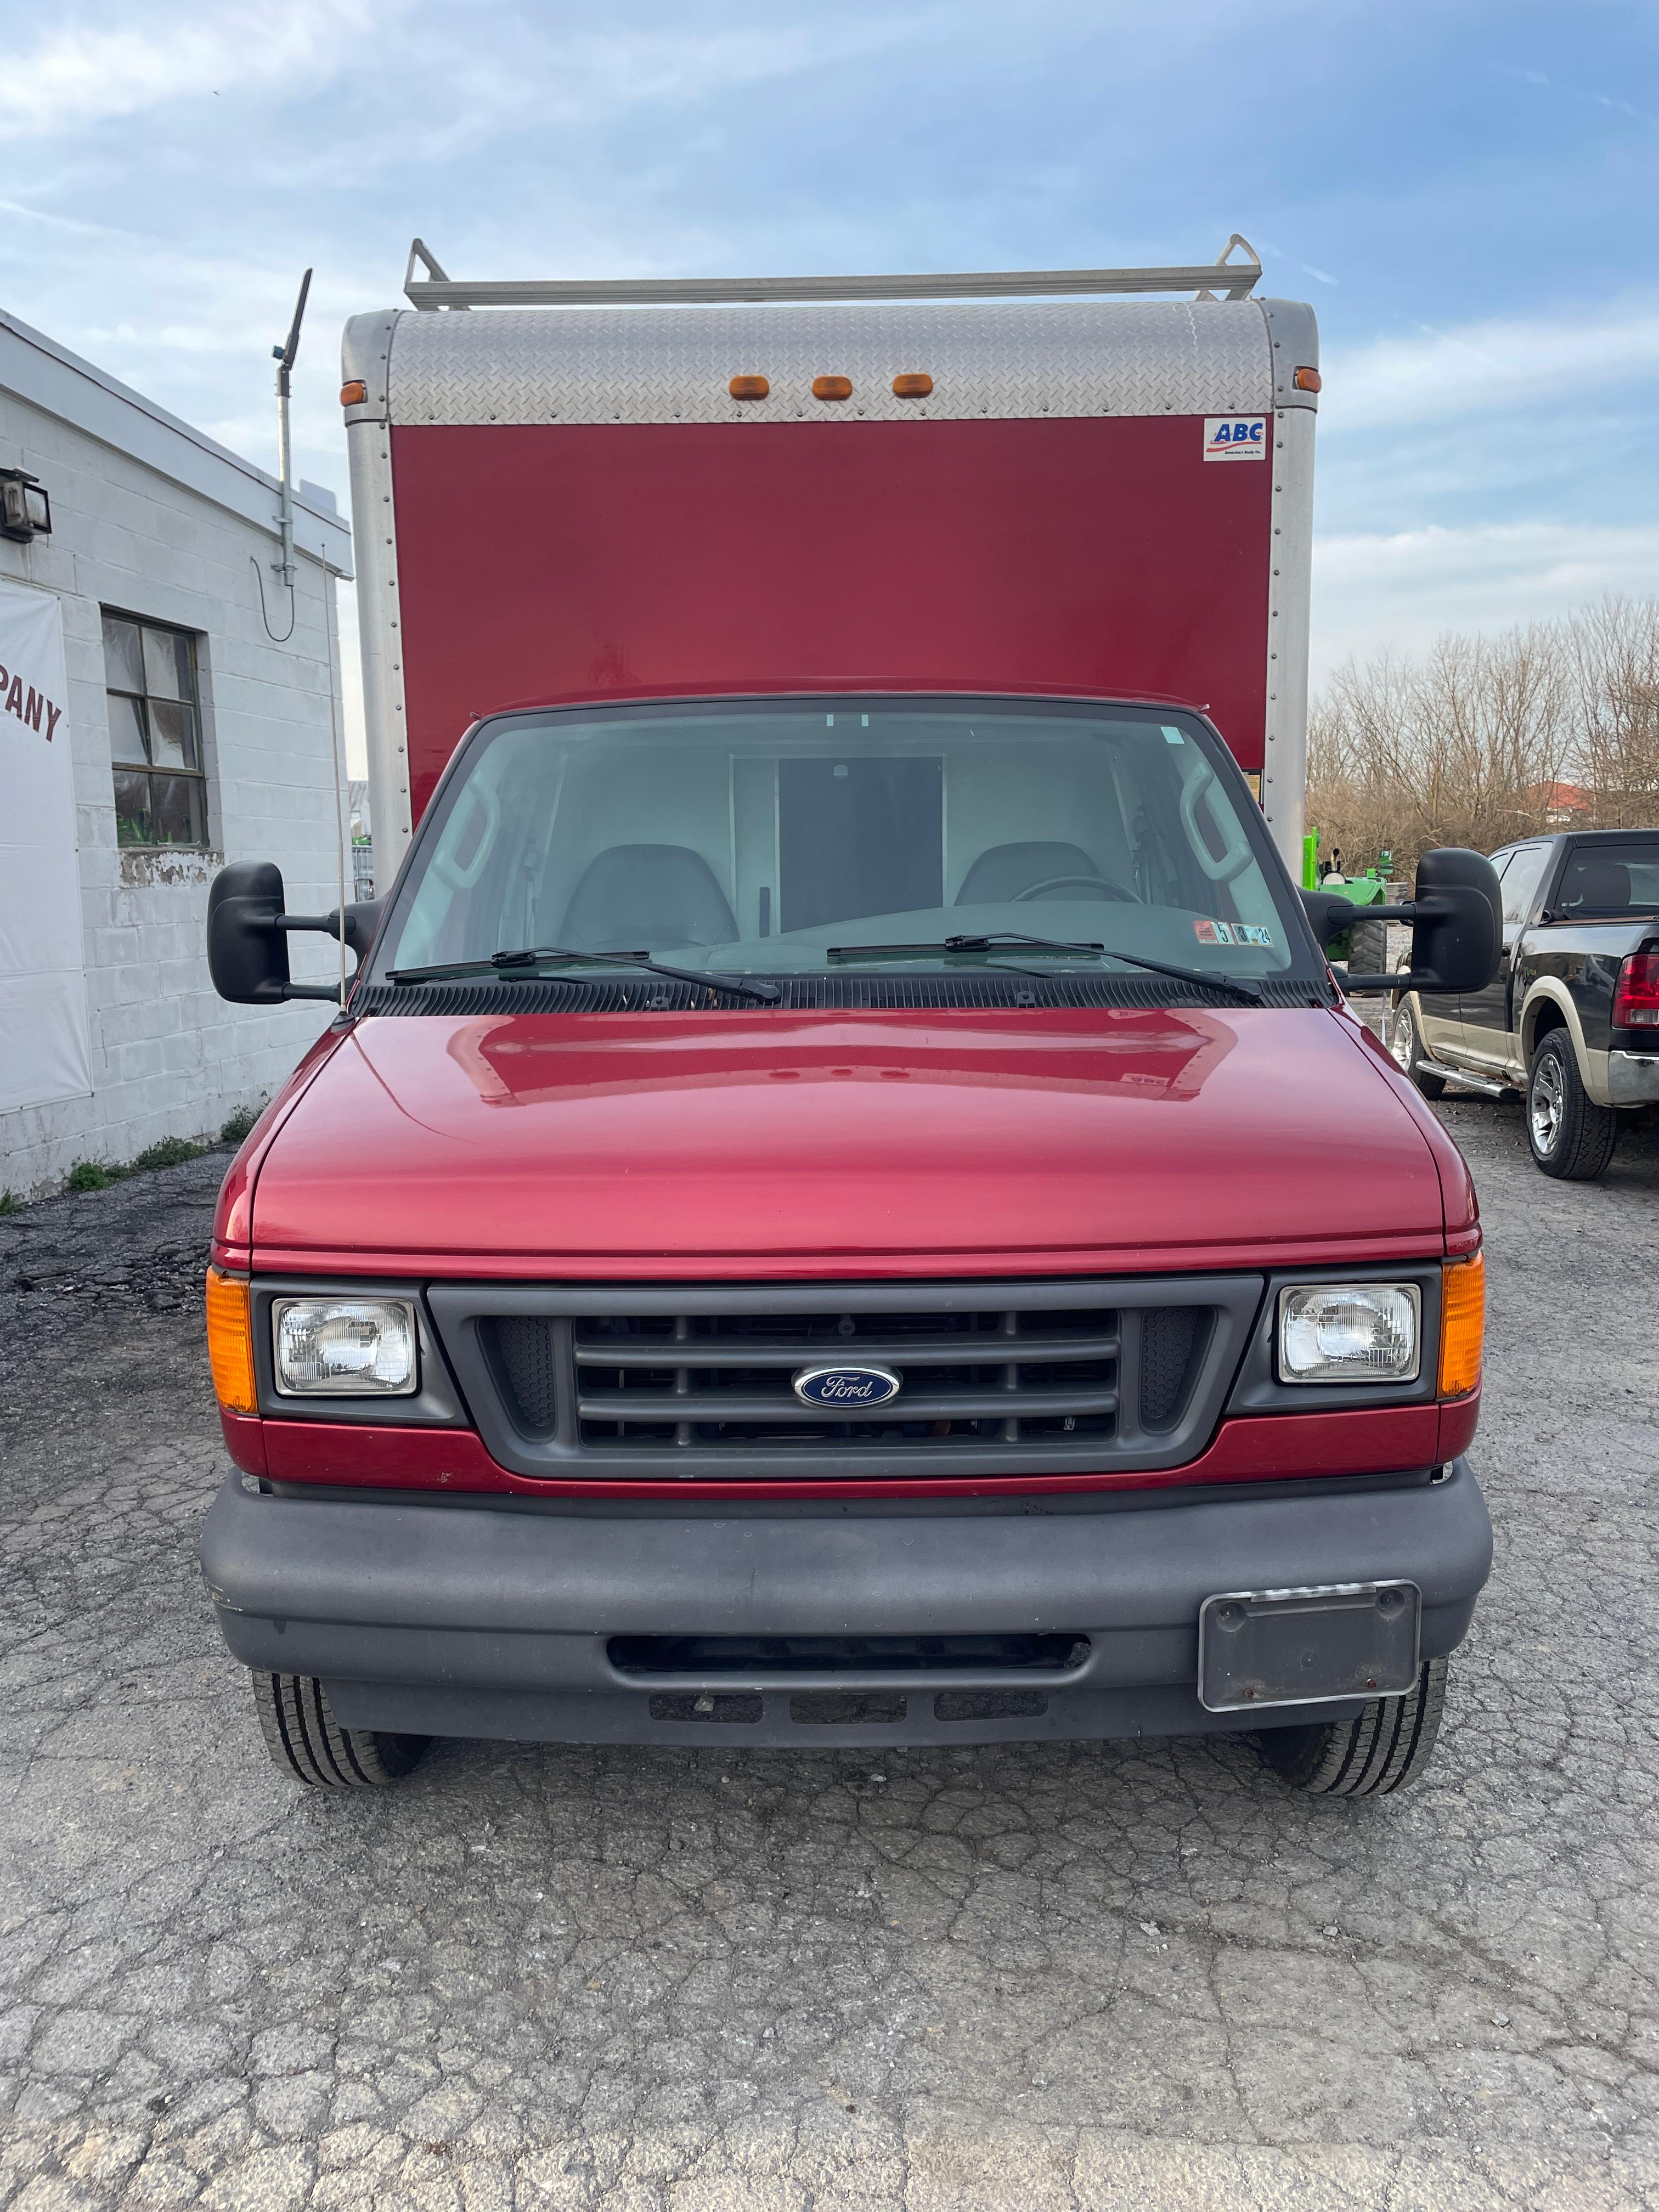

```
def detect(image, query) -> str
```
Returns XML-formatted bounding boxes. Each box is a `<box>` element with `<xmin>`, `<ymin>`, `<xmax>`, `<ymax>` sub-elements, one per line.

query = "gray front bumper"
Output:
<box><xmin>200</xmin><ymin>1463</ymin><xmax>1492</xmax><ymax>1748</ymax></box>
<box><xmin>1609</xmin><ymin>1050</ymin><xmax>1659</xmax><ymax>1107</ymax></box>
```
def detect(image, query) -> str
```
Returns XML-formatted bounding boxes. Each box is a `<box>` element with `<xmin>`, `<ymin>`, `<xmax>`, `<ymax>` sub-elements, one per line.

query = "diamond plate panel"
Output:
<box><xmin>386</xmin><ymin>300</ymin><xmax>1272</xmax><ymax>427</ymax></box>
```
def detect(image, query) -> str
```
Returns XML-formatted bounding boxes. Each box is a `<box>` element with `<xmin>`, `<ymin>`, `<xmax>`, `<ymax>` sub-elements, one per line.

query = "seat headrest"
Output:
<box><xmin>1563</xmin><ymin>855</ymin><xmax>1630</xmax><ymax>910</ymax></box>
<box><xmin>557</xmin><ymin>844</ymin><xmax>737</xmax><ymax>953</ymax></box>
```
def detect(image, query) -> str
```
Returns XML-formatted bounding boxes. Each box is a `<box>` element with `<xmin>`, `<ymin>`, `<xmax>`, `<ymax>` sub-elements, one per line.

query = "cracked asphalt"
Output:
<box><xmin>2</xmin><ymin>1093</ymin><xmax>1657</xmax><ymax>2211</ymax></box>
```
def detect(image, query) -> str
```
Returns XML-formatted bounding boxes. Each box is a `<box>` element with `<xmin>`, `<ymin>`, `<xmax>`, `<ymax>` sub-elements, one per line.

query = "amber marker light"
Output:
<box><xmin>1293</xmin><ymin>366</ymin><xmax>1322</xmax><ymax>393</ymax></box>
<box><xmin>1437</xmin><ymin>1251</ymin><xmax>1485</xmax><ymax>1398</ymax></box>
<box><xmin>340</xmin><ymin>379</ymin><xmax>368</xmax><ymax>407</ymax></box>
<box><xmin>729</xmin><ymin>375</ymin><xmax>769</xmax><ymax>400</ymax></box>
<box><xmin>206</xmin><ymin>1267</ymin><xmax>257</xmax><ymax>1415</ymax></box>
<box><xmin>892</xmin><ymin>373</ymin><xmax>933</xmax><ymax>398</ymax></box>
<box><xmin>811</xmin><ymin>375</ymin><xmax>853</xmax><ymax>401</ymax></box>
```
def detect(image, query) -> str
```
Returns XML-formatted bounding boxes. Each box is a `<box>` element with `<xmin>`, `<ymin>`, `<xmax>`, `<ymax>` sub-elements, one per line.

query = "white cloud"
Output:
<box><xmin>0</xmin><ymin>0</ymin><xmax>385</xmax><ymax>139</ymax></box>
<box><xmin>1497</xmin><ymin>63</ymin><xmax>1659</xmax><ymax>133</ymax></box>
<box><xmin>309</xmin><ymin>10</ymin><xmax>963</xmax><ymax>175</ymax></box>
<box><xmin>0</xmin><ymin>3</ymin><xmax>951</xmax><ymax>152</ymax></box>
<box><xmin>1323</xmin><ymin>305</ymin><xmax>1659</xmax><ymax>432</ymax></box>
<box><xmin>1311</xmin><ymin>521</ymin><xmax>1659</xmax><ymax>682</ymax></box>
<box><xmin>501</xmin><ymin>21</ymin><xmax>936</xmax><ymax>112</ymax></box>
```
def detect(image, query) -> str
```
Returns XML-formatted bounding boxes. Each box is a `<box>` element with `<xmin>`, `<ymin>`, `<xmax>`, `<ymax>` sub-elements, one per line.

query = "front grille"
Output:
<box><xmin>491</xmin><ymin>1316</ymin><xmax>561</xmax><ymax>1433</ymax></box>
<box><xmin>563</xmin><ymin>1299</ymin><xmax>1124</xmax><ymax>1451</ymax></box>
<box><xmin>431</xmin><ymin>1276</ymin><xmax>1261</xmax><ymax>1483</ymax></box>
<box><xmin>1141</xmin><ymin>1305</ymin><xmax>1209</xmax><ymax>1428</ymax></box>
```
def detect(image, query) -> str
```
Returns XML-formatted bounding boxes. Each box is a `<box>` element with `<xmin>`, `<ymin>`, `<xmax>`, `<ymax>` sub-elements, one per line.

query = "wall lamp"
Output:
<box><xmin>0</xmin><ymin>469</ymin><xmax>51</xmax><ymax>543</ymax></box>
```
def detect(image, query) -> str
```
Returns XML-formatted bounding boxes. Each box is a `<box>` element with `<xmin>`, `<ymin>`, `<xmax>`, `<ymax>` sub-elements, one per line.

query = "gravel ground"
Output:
<box><xmin>2</xmin><ymin>1092</ymin><xmax>1657</xmax><ymax>2211</ymax></box>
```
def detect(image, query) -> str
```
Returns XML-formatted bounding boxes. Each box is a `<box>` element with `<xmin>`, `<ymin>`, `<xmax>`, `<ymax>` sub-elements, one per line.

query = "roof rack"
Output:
<box><xmin>402</xmin><ymin>234</ymin><xmax>1263</xmax><ymax>312</ymax></box>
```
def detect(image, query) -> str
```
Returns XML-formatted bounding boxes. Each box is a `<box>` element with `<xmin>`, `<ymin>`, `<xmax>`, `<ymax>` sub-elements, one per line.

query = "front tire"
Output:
<box><xmin>1258</xmin><ymin>1656</ymin><xmax>1447</xmax><ymax>1795</ymax></box>
<box><xmin>1527</xmin><ymin>1031</ymin><xmax>1618</xmax><ymax>1180</ymax></box>
<box><xmin>251</xmin><ymin>1671</ymin><xmax>428</xmax><ymax>1787</ymax></box>
<box><xmin>1388</xmin><ymin>1000</ymin><xmax>1446</xmax><ymax>1100</ymax></box>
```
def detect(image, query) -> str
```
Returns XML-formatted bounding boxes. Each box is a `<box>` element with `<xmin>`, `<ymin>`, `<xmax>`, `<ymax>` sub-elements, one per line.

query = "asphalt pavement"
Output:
<box><xmin>2</xmin><ymin>1091</ymin><xmax>1657</xmax><ymax>2211</ymax></box>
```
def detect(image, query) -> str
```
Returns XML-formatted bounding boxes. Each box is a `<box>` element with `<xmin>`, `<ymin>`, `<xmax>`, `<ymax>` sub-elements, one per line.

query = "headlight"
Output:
<box><xmin>273</xmin><ymin>1297</ymin><xmax>419</xmax><ymax>1396</ymax></box>
<box><xmin>1277</xmin><ymin>1284</ymin><xmax>1420</xmax><ymax>1384</ymax></box>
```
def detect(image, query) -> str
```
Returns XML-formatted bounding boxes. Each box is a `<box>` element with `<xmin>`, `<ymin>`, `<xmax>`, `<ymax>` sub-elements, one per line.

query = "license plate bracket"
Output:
<box><xmin>1197</xmin><ymin>1581</ymin><xmax>1420</xmax><ymax>1713</ymax></box>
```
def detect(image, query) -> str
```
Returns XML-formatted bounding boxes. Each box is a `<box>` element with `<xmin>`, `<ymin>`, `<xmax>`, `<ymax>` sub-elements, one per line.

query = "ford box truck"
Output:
<box><xmin>198</xmin><ymin>241</ymin><xmax>1499</xmax><ymax>1797</ymax></box>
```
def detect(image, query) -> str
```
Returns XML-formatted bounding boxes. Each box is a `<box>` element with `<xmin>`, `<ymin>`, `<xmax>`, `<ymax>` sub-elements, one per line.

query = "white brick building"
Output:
<box><xmin>0</xmin><ymin>309</ymin><xmax>351</xmax><ymax>1201</ymax></box>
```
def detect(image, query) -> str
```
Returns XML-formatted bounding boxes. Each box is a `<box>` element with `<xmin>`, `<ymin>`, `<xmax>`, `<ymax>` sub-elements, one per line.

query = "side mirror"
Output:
<box><xmin>207</xmin><ymin>860</ymin><xmax>382</xmax><ymax>1006</ymax></box>
<box><xmin>1300</xmin><ymin>847</ymin><xmax>1500</xmax><ymax>997</ymax></box>
<box><xmin>1402</xmin><ymin>848</ymin><xmax>1502</xmax><ymax>994</ymax></box>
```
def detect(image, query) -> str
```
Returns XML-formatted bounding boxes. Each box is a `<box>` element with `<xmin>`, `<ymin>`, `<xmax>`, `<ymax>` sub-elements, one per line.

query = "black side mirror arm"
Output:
<box><xmin>260</xmin><ymin>909</ymin><xmax>379</xmax><ymax>1001</ymax></box>
<box><xmin>269</xmin><ymin>902</ymin><xmax>382</xmax><ymax>999</ymax></box>
<box><xmin>1330</xmin><ymin>901</ymin><xmax>1430</xmax><ymax>994</ymax></box>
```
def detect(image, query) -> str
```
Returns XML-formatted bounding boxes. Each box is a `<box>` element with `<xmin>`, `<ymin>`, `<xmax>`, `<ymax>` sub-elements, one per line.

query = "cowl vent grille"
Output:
<box><xmin>352</xmin><ymin>973</ymin><xmax>1327</xmax><ymax>1018</ymax></box>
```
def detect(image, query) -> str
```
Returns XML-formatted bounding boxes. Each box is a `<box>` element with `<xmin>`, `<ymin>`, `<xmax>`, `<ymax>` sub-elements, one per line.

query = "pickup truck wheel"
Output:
<box><xmin>1387</xmin><ymin>1000</ymin><xmax>1445</xmax><ymax>1099</ymax></box>
<box><xmin>251</xmin><ymin>1671</ymin><xmax>428</xmax><ymax>1787</ymax></box>
<box><xmin>1527</xmin><ymin>1031</ymin><xmax>1620</xmax><ymax>1180</ymax></box>
<box><xmin>1257</xmin><ymin>1656</ymin><xmax>1447</xmax><ymax>1795</ymax></box>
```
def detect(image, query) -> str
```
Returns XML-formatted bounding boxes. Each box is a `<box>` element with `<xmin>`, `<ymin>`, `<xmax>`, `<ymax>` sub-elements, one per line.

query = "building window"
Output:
<box><xmin>101</xmin><ymin>612</ymin><xmax>207</xmax><ymax>846</ymax></box>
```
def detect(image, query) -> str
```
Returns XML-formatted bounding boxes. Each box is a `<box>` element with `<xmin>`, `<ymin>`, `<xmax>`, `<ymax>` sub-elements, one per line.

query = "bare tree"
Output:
<box><xmin>1302</xmin><ymin>607</ymin><xmax>1655</xmax><ymax>873</ymax></box>
<box><xmin>1308</xmin><ymin>653</ymin><xmax>1412</xmax><ymax>870</ymax></box>
<box><xmin>1568</xmin><ymin>599</ymin><xmax>1659</xmax><ymax>829</ymax></box>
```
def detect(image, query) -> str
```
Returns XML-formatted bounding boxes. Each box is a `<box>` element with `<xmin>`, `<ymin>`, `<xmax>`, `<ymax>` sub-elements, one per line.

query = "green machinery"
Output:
<box><xmin>1302</xmin><ymin>836</ymin><xmax>1396</xmax><ymax>974</ymax></box>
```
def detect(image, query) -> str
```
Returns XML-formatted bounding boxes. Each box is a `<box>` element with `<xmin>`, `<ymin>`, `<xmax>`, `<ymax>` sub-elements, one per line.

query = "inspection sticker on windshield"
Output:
<box><xmin>1195</xmin><ymin>919</ymin><xmax>1274</xmax><ymax>946</ymax></box>
<box><xmin>1203</xmin><ymin>416</ymin><xmax>1267</xmax><ymax>461</ymax></box>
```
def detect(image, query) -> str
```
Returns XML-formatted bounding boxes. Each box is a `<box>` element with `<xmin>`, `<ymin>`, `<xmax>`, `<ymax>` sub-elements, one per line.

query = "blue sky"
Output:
<box><xmin>3</xmin><ymin>0</ymin><xmax>1655</xmax><ymax>769</ymax></box>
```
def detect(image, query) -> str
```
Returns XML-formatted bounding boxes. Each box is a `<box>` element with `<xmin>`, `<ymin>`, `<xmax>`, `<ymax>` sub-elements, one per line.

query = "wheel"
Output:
<box><xmin>251</xmin><ymin>1671</ymin><xmax>428</xmax><ymax>1787</ymax></box>
<box><xmin>1387</xmin><ymin>999</ymin><xmax>1445</xmax><ymax>1099</ymax></box>
<box><xmin>1012</xmin><ymin>873</ymin><xmax>1137</xmax><ymax>902</ymax></box>
<box><xmin>1527</xmin><ymin>1030</ymin><xmax>1619</xmax><ymax>1180</ymax></box>
<box><xmin>1346</xmin><ymin>916</ymin><xmax>1389</xmax><ymax>980</ymax></box>
<box><xmin>1259</xmin><ymin>1656</ymin><xmax>1447</xmax><ymax>1796</ymax></box>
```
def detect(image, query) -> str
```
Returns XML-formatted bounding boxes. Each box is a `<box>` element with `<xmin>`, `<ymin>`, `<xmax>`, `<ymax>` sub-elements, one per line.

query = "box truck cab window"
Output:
<box><xmin>380</xmin><ymin>700</ymin><xmax>1301</xmax><ymax>985</ymax></box>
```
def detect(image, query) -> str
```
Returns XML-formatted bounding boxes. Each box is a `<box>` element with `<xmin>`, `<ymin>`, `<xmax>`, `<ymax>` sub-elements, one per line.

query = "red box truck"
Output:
<box><xmin>200</xmin><ymin>241</ymin><xmax>1499</xmax><ymax>1797</ymax></box>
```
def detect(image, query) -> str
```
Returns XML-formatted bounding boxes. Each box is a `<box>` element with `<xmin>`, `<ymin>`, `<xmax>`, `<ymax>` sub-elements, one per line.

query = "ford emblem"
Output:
<box><xmin>792</xmin><ymin>1363</ymin><xmax>902</xmax><ymax>1409</ymax></box>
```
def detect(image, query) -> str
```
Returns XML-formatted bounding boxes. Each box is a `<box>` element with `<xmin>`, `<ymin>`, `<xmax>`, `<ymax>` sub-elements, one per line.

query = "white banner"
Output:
<box><xmin>0</xmin><ymin>579</ymin><xmax>91</xmax><ymax>1115</ymax></box>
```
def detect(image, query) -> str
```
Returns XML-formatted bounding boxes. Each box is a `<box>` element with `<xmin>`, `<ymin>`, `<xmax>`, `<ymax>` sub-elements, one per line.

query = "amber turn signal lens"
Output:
<box><xmin>1437</xmin><ymin>1251</ymin><xmax>1485</xmax><ymax>1398</ymax></box>
<box><xmin>892</xmin><ymin>373</ymin><xmax>933</xmax><ymax>398</ymax></box>
<box><xmin>206</xmin><ymin>1267</ymin><xmax>257</xmax><ymax>1415</ymax></box>
<box><xmin>729</xmin><ymin>375</ymin><xmax>769</xmax><ymax>400</ymax></box>
<box><xmin>811</xmin><ymin>375</ymin><xmax>853</xmax><ymax>401</ymax></box>
<box><xmin>340</xmin><ymin>379</ymin><xmax>368</xmax><ymax>407</ymax></box>
<box><xmin>1293</xmin><ymin>366</ymin><xmax>1322</xmax><ymax>393</ymax></box>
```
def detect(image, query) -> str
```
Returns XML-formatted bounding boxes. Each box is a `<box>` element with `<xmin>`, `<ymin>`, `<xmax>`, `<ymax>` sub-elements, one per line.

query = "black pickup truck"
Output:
<box><xmin>1389</xmin><ymin>827</ymin><xmax>1659</xmax><ymax>1178</ymax></box>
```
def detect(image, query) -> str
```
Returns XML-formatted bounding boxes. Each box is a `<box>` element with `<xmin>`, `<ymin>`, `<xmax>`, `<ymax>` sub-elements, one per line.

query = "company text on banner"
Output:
<box><xmin>0</xmin><ymin>577</ymin><xmax>92</xmax><ymax>1115</ymax></box>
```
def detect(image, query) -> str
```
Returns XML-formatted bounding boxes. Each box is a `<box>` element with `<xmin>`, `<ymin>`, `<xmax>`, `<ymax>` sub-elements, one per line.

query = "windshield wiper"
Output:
<box><xmin>387</xmin><ymin>945</ymin><xmax>781</xmax><ymax>1003</ymax></box>
<box><xmin>824</xmin><ymin>932</ymin><xmax>1265</xmax><ymax>1005</ymax></box>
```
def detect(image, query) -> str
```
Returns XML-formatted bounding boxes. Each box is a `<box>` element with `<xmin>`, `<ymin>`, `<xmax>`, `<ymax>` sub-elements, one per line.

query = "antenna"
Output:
<box><xmin>272</xmin><ymin>268</ymin><xmax>312</xmax><ymax>589</ymax></box>
<box><xmin>262</xmin><ymin>266</ymin><xmax>348</xmax><ymax>1000</ymax></box>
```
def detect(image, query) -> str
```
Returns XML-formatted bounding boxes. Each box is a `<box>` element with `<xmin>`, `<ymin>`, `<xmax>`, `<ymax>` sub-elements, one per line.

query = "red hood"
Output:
<box><xmin>239</xmin><ymin>1005</ymin><xmax>1459</xmax><ymax>1278</ymax></box>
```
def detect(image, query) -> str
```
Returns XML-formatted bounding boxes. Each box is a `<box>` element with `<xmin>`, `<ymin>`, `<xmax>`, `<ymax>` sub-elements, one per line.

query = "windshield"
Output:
<box><xmin>375</xmin><ymin>699</ymin><xmax>1310</xmax><ymax>992</ymax></box>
